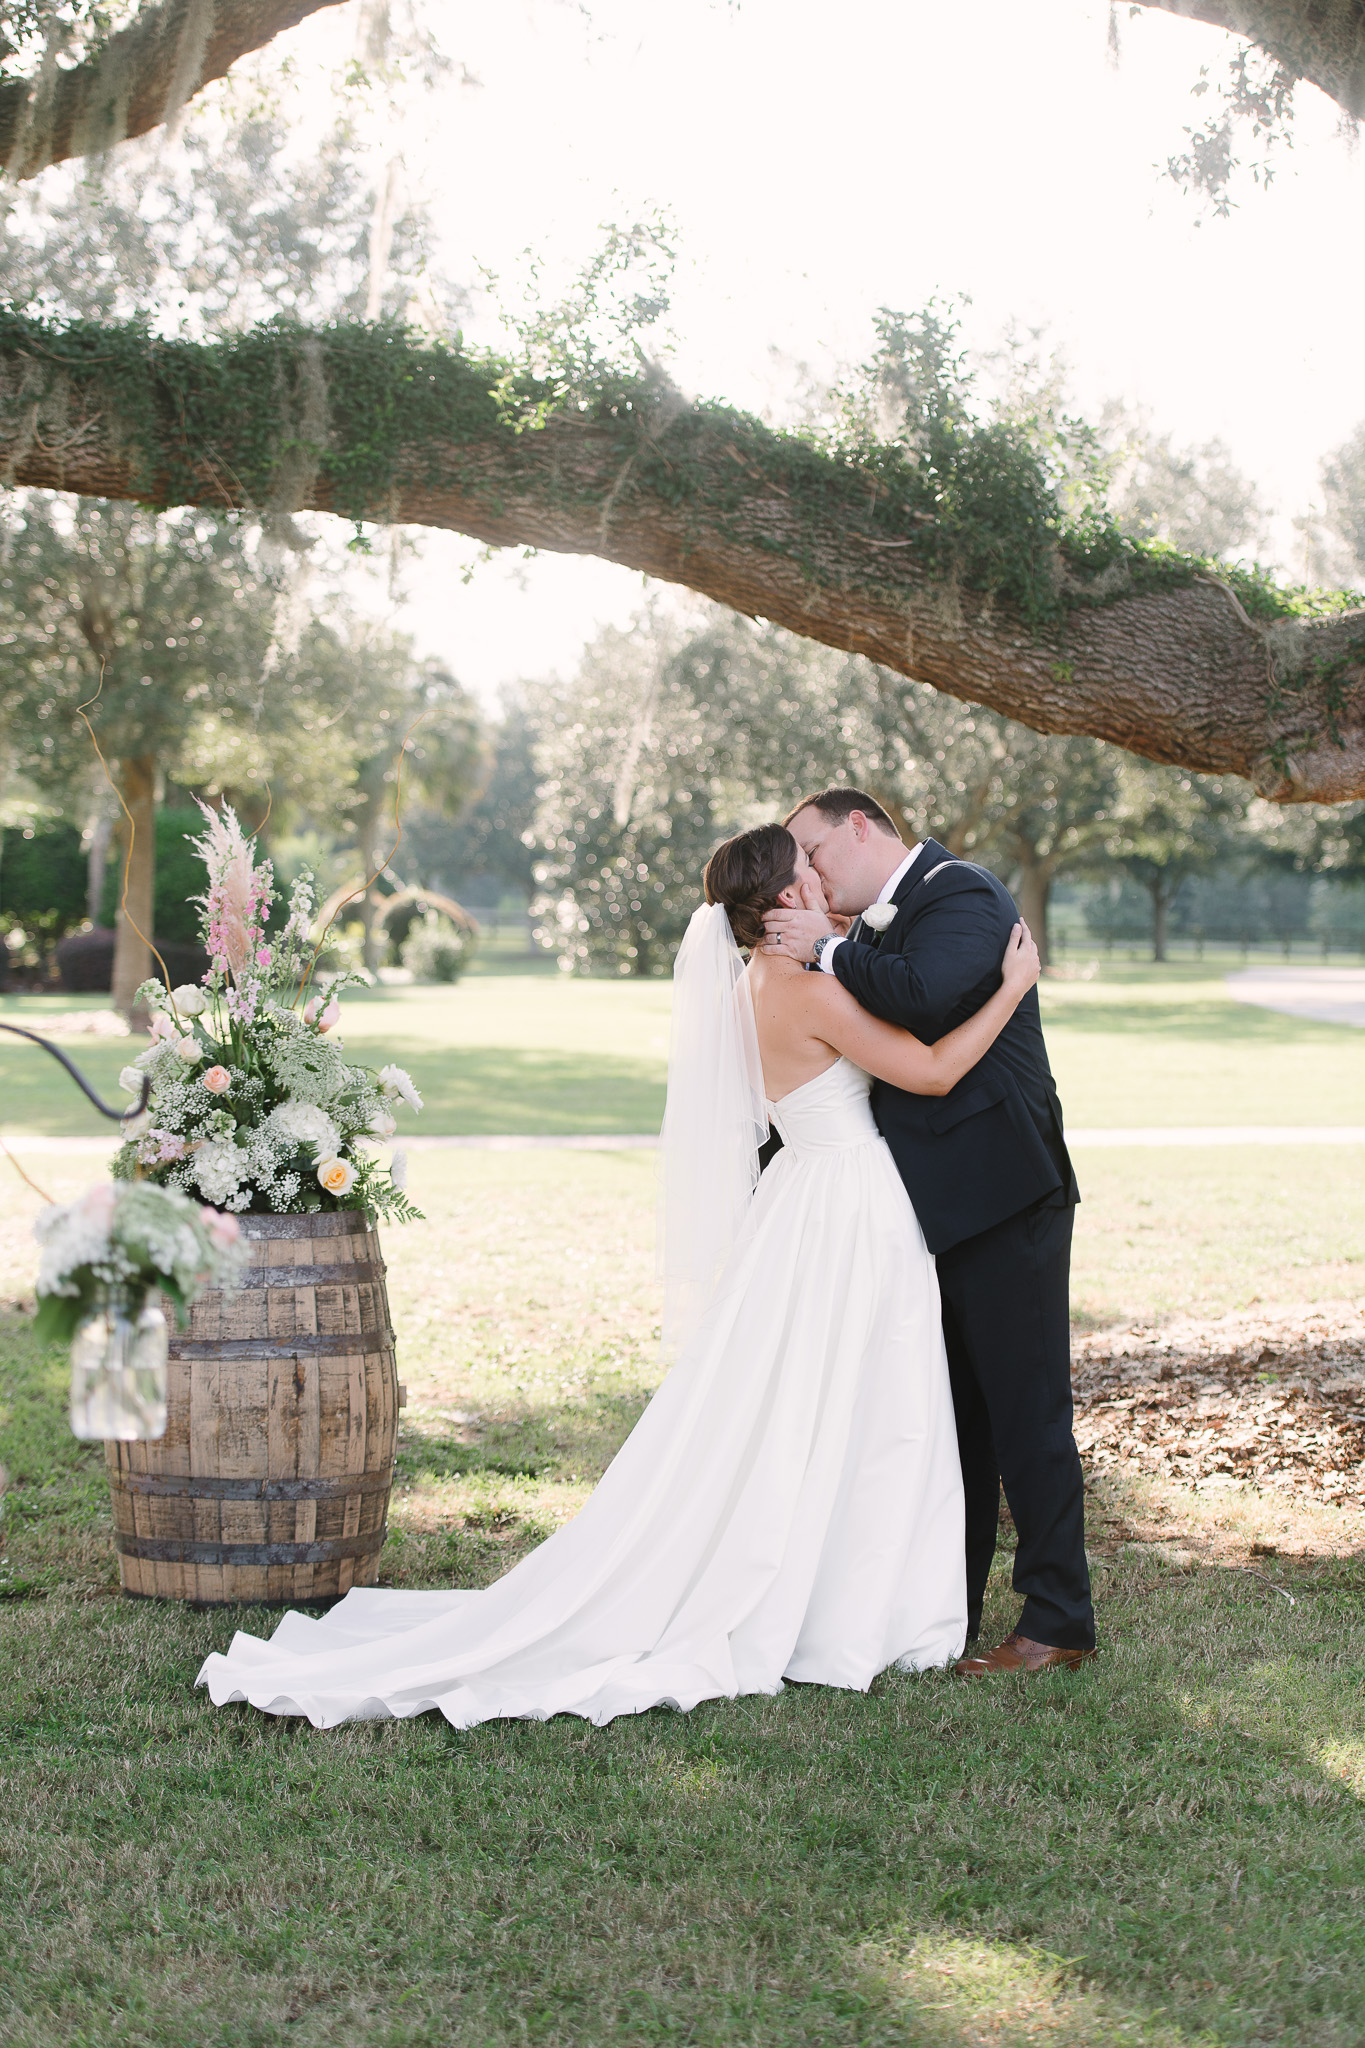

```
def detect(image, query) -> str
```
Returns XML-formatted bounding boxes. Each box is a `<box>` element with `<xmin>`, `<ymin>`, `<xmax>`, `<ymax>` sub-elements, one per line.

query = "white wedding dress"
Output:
<box><xmin>198</xmin><ymin>1058</ymin><xmax>967</xmax><ymax>1730</ymax></box>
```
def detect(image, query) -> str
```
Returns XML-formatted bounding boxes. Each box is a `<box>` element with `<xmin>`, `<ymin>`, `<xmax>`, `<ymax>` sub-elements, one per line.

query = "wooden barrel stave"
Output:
<box><xmin>106</xmin><ymin>1211</ymin><xmax>399</xmax><ymax>1605</ymax></box>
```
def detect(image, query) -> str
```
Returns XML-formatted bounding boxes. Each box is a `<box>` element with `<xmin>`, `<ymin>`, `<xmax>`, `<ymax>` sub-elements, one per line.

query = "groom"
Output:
<box><xmin>762</xmin><ymin>788</ymin><xmax>1094</xmax><ymax>1675</ymax></box>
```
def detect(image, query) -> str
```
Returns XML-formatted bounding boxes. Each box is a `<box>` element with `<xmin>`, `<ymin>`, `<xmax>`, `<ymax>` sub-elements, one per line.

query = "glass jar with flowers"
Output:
<box><xmin>33</xmin><ymin>1183</ymin><xmax>245</xmax><ymax>1440</ymax></box>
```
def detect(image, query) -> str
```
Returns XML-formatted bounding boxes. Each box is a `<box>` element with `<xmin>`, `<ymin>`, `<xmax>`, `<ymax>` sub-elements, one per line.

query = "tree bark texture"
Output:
<box><xmin>2</xmin><ymin>319</ymin><xmax>1362</xmax><ymax>802</ymax></box>
<box><xmin>0</xmin><ymin>0</ymin><xmax>346</xmax><ymax>180</ymax></box>
<box><xmin>1013</xmin><ymin>860</ymin><xmax>1056</xmax><ymax>973</ymax></box>
<box><xmin>111</xmin><ymin>754</ymin><xmax>156</xmax><ymax>1018</ymax></box>
<box><xmin>1140</xmin><ymin>2</ymin><xmax>1365</xmax><ymax>119</ymax></box>
<box><xmin>86</xmin><ymin>810</ymin><xmax>113</xmax><ymax>927</ymax></box>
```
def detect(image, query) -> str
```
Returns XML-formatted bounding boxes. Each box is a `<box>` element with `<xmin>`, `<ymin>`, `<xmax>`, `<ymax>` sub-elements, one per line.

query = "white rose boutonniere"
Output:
<box><xmin>861</xmin><ymin>903</ymin><xmax>898</xmax><ymax>933</ymax></box>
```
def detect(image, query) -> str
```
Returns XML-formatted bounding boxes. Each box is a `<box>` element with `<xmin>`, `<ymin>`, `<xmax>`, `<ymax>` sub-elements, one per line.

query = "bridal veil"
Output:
<box><xmin>658</xmin><ymin>903</ymin><xmax>768</xmax><ymax>1355</ymax></box>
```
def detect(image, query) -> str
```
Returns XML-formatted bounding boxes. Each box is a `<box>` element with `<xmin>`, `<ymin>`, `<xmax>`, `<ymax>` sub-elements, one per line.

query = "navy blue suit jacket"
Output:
<box><xmin>830</xmin><ymin>840</ymin><xmax>1078</xmax><ymax>1255</ymax></box>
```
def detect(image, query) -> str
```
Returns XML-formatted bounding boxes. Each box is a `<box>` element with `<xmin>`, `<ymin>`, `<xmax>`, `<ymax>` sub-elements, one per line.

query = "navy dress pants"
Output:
<box><xmin>934</xmin><ymin>1196</ymin><xmax>1094</xmax><ymax>1651</ymax></box>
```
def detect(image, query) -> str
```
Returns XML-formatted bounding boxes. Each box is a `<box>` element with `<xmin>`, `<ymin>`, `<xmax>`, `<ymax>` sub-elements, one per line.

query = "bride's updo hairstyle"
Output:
<box><xmin>704</xmin><ymin>824</ymin><xmax>800</xmax><ymax>952</ymax></box>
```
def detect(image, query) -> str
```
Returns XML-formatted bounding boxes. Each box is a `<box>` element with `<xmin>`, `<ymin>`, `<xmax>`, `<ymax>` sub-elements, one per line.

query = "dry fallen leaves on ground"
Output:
<box><xmin>1074</xmin><ymin>1299</ymin><xmax>1365</xmax><ymax>1510</ymax></box>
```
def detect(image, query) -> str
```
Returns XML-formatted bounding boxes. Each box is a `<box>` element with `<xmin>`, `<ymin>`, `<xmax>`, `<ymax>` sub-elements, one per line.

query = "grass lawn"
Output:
<box><xmin>2</xmin><ymin>1131</ymin><xmax>1363</xmax><ymax>2045</ymax></box>
<box><xmin>1</xmin><ymin>958</ymin><xmax>1362</xmax><ymax>1137</ymax></box>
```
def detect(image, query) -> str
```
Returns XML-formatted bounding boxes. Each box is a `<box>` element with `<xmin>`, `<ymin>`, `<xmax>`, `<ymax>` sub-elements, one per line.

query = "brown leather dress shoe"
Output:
<box><xmin>954</xmin><ymin>1630</ymin><xmax>1096</xmax><ymax>1676</ymax></box>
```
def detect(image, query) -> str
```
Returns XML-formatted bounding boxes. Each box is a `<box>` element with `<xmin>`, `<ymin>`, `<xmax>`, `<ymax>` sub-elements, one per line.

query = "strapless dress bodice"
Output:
<box><xmin>765</xmin><ymin>1057</ymin><xmax>879</xmax><ymax>1153</ymax></box>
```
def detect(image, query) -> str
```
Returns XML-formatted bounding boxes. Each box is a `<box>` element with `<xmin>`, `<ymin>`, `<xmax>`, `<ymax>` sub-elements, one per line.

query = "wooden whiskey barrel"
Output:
<box><xmin>106</xmin><ymin>1210</ymin><xmax>405</xmax><ymax>1605</ymax></box>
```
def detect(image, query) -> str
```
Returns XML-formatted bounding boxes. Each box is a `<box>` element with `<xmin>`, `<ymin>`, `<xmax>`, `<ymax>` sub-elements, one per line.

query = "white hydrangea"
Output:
<box><xmin>192</xmin><ymin>1138</ymin><xmax>249</xmax><ymax>1206</ymax></box>
<box><xmin>378</xmin><ymin>1064</ymin><xmax>422</xmax><ymax>1112</ymax></box>
<box><xmin>33</xmin><ymin>1185</ymin><xmax>117</xmax><ymax>1295</ymax></box>
<box><xmin>268</xmin><ymin>1101</ymin><xmax>340</xmax><ymax>1157</ymax></box>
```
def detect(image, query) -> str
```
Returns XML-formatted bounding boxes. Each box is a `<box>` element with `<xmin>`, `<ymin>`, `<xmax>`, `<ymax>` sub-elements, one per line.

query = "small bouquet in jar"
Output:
<box><xmin>34</xmin><ymin>1183</ymin><xmax>244</xmax><ymax>1440</ymax></box>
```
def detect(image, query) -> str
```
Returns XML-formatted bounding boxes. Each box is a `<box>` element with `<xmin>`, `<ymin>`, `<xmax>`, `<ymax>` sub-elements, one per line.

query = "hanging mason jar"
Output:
<box><xmin>69</xmin><ymin>1287</ymin><xmax>169</xmax><ymax>1441</ymax></box>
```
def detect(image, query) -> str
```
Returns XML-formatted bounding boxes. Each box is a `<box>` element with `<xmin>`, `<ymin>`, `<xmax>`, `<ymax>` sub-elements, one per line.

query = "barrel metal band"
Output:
<box><xmin>113</xmin><ymin>1468</ymin><xmax>394</xmax><ymax>1502</ymax></box>
<box><xmin>169</xmin><ymin>1332</ymin><xmax>395</xmax><ymax>1359</ymax></box>
<box><xmin>115</xmin><ymin>1531</ymin><xmax>385</xmax><ymax>1566</ymax></box>
<box><xmin>230</xmin><ymin>1261</ymin><xmax>387</xmax><ymax>1289</ymax></box>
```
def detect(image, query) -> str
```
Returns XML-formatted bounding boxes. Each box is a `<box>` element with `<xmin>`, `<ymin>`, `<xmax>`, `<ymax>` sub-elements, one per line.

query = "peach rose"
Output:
<box><xmin>318</xmin><ymin>997</ymin><xmax>341</xmax><ymax>1032</ymax></box>
<box><xmin>316</xmin><ymin>1155</ymin><xmax>356</xmax><ymax>1196</ymax></box>
<box><xmin>202</xmin><ymin>1066</ymin><xmax>232</xmax><ymax>1095</ymax></box>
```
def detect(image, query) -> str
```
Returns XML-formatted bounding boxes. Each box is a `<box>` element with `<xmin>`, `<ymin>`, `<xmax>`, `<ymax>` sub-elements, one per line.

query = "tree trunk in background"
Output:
<box><xmin>355</xmin><ymin>807</ymin><xmax>386</xmax><ymax>978</ymax></box>
<box><xmin>1151</xmin><ymin>876</ymin><xmax>1172</xmax><ymax>964</ymax></box>
<box><xmin>1014</xmin><ymin>859</ymin><xmax>1055</xmax><ymax>973</ymax></box>
<box><xmin>112</xmin><ymin>756</ymin><xmax>156</xmax><ymax>1019</ymax></box>
<box><xmin>86</xmin><ymin>810</ymin><xmax>114</xmax><ymax>927</ymax></box>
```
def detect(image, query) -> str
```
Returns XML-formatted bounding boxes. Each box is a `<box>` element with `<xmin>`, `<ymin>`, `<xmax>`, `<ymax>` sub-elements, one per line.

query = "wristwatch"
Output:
<box><xmin>810</xmin><ymin>933</ymin><xmax>836</xmax><ymax>970</ymax></box>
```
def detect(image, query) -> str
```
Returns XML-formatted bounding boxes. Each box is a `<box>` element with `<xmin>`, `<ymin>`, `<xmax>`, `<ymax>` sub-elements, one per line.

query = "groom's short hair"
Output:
<box><xmin>783</xmin><ymin>787</ymin><xmax>901</xmax><ymax>837</ymax></box>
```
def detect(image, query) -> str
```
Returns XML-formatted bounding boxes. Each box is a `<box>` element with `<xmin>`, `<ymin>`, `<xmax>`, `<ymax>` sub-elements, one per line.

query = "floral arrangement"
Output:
<box><xmin>33</xmin><ymin>1182</ymin><xmax>245</xmax><ymax>1344</ymax></box>
<box><xmin>113</xmin><ymin>802</ymin><xmax>423</xmax><ymax>1220</ymax></box>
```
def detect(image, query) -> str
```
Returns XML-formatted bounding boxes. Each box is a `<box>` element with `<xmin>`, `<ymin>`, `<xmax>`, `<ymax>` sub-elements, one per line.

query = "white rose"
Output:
<box><xmin>368</xmin><ymin>1108</ymin><xmax>397</xmax><ymax>1140</ymax></box>
<box><xmin>861</xmin><ymin>903</ymin><xmax>898</xmax><ymax>932</ymax></box>
<box><xmin>171</xmin><ymin>984</ymin><xmax>207</xmax><ymax>1017</ymax></box>
<box><xmin>378</xmin><ymin>1064</ymin><xmax>423</xmax><ymax>1112</ymax></box>
<box><xmin>118</xmin><ymin>1064</ymin><xmax>144</xmax><ymax>1095</ymax></box>
<box><xmin>174</xmin><ymin>1035</ymin><xmax>203</xmax><ymax>1063</ymax></box>
<box><xmin>389</xmin><ymin>1148</ymin><xmax>408</xmax><ymax>1191</ymax></box>
<box><xmin>317</xmin><ymin>1155</ymin><xmax>356</xmax><ymax>1196</ymax></box>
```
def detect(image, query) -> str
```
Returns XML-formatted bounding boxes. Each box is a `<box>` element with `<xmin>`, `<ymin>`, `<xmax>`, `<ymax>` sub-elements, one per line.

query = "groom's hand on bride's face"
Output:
<box><xmin>761</xmin><ymin>905</ymin><xmax>834</xmax><ymax>962</ymax></box>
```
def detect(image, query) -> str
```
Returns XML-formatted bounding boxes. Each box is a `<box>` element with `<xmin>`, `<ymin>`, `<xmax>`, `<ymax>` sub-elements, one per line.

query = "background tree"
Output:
<box><xmin>339</xmin><ymin>653</ymin><xmax>485</xmax><ymax>973</ymax></box>
<box><xmin>0</xmin><ymin>494</ymin><xmax>282</xmax><ymax>1008</ymax></box>
<box><xmin>530</xmin><ymin>615</ymin><xmax>745</xmax><ymax>976</ymax></box>
<box><xmin>529</xmin><ymin>605</ymin><xmax>1131</xmax><ymax>972</ymax></box>
<box><xmin>0</xmin><ymin>71</ymin><xmax>472</xmax><ymax>1004</ymax></box>
<box><xmin>1098</xmin><ymin>759</ymin><xmax>1247</xmax><ymax>960</ymax></box>
<box><xmin>401</xmin><ymin>692</ymin><xmax>538</xmax><ymax>911</ymax></box>
<box><xmin>0</xmin><ymin>815</ymin><xmax>86</xmax><ymax>976</ymax></box>
<box><xmin>1299</xmin><ymin>420</ymin><xmax>1365</xmax><ymax>588</ymax></box>
<box><xmin>1099</xmin><ymin>401</ymin><xmax>1271</xmax><ymax>561</ymax></box>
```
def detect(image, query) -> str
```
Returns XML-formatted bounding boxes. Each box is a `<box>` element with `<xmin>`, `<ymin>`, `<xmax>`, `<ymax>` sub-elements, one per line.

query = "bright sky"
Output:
<box><xmin>295</xmin><ymin>0</ymin><xmax>1365</xmax><ymax>704</ymax></box>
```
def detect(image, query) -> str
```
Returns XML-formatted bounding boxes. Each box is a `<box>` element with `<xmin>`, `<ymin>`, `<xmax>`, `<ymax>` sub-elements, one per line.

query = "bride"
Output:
<box><xmin>199</xmin><ymin>823</ymin><xmax>1039</xmax><ymax>1730</ymax></box>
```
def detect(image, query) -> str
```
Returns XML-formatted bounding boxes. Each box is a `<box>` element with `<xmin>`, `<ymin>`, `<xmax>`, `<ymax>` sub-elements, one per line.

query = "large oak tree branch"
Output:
<box><xmin>0</xmin><ymin>0</ymin><xmax>346</xmax><ymax>179</ymax></box>
<box><xmin>2</xmin><ymin>314</ymin><xmax>1362</xmax><ymax>801</ymax></box>
<box><xmin>1139</xmin><ymin>1</ymin><xmax>1365</xmax><ymax>118</ymax></box>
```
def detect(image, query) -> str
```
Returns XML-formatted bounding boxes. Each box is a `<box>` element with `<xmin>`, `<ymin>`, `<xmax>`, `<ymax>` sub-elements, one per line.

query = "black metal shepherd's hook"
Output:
<box><xmin>0</xmin><ymin>1023</ymin><xmax>152</xmax><ymax>1121</ymax></box>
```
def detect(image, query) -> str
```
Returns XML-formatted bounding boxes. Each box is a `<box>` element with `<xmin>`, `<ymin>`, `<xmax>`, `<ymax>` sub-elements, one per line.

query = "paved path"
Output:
<box><xmin>6</xmin><ymin>1126</ymin><xmax>1365</xmax><ymax>1155</ymax></box>
<box><xmin>1226</xmin><ymin>964</ymin><xmax>1365</xmax><ymax>1028</ymax></box>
